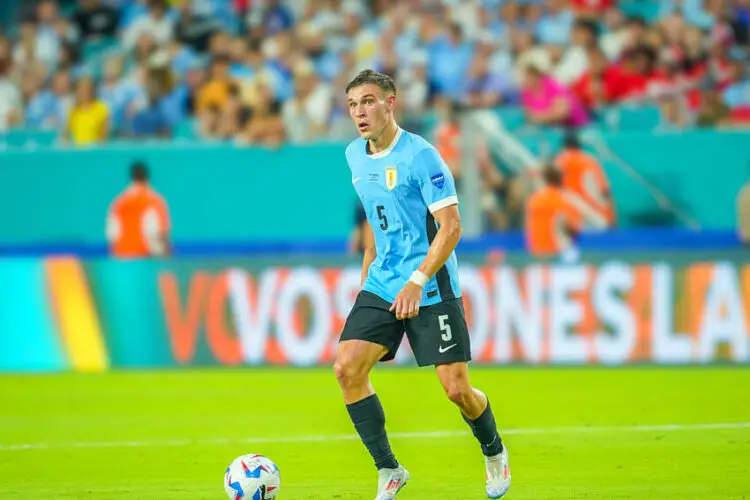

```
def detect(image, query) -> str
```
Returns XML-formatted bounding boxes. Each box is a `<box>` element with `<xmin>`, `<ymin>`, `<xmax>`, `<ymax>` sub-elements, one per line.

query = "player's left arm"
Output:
<box><xmin>417</xmin><ymin>203</ymin><xmax>462</xmax><ymax>277</ymax></box>
<box><xmin>390</xmin><ymin>148</ymin><xmax>461</xmax><ymax>320</ymax></box>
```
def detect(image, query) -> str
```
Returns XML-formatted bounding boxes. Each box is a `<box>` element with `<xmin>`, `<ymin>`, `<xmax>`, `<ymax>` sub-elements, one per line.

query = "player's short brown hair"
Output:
<box><xmin>345</xmin><ymin>69</ymin><xmax>396</xmax><ymax>96</ymax></box>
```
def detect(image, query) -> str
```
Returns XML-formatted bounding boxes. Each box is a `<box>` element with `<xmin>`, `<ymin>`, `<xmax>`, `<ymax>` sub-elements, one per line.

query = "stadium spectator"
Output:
<box><xmin>196</xmin><ymin>54</ymin><xmax>232</xmax><ymax>129</ymax></box>
<box><xmin>0</xmin><ymin>59</ymin><xmax>22</xmax><ymax>132</ymax></box>
<box><xmin>0</xmin><ymin>0</ymin><xmax>747</xmax><ymax>148</ymax></box>
<box><xmin>697</xmin><ymin>83</ymin><xmax>732</xmax><ymax>127</ymax></box>
<box><xmin>731</xmin><ymin>0</ymin><xmax>750</xmax><ymax>45</ymax></box>
<box><xmin>129</xmin><ymin>32</ymin><xmax>157</xmax><ymax>77</ymax></box>
<box><xmin>50</xmin><ymin>70</ymin><xmax>74</xmax><ymax>126</ymax></box>
<box><xmin>462</xmin><ymin>42</ymin><xmax>512</xmax><ymax>109</ymax></box>
<box><xmin>281</xmin><ymin>59</ymin><xmax>332</xmax><ymax>144</ymax></box>
<box><xmin>130</xmin><ymin>62</ymin><xmax>178</xmax><ymax>138</ymax></box>
<box><xmin>555</xmin><ymin>18</ymin><xmax>599</xmax><ymax>85</ymax></box>
<box><xmin>298</xmin><ymin>22</ymin><xmax>339</xmax><ymax>82</ymax></box>
<box><xmin>174</xmin><ymin>0</ymin><xmax>222</xmax><ymax>53</ymax></box>
<box><xmin>123</xmin><ymin>0</ymin><xmax>174</xmax><ymax>51</ymax></box>
<box><xmin>521</xmin><ymin>62</ymin><xmax>589</xmax><ymax>128</ymax></box>
<box><xmin>66</xmin><ymin>76</ymin><xmax>110</xmax><ymax>145</ymax></box>
<box><xmin>659</xmin><ymin>94</ymin><xmax>692</xmax><ymax>129</ymax></box>
<box><xmin>722</xmin><ymin>57</ymin><xmax>750</xmax><ymax>111</ymax></box>
<box><xmin>536</xmin><ymin>0</ymin><xmax>574</xmax><ymax>46</ymax></box>
<box><xmin>22</xmin><ymin>68</ymin><xmax>59</xmax><ymax>129</ymax></box>
<box><xmin>99</xmin><ymin>55</ymin><xmax>142</xmax><ymax>134</ymax></box>
<box><xmin>246</xmin><ymin>0</ymin><xmax>294</xmax><ymax>40</ymax></box>
<box><xmin>177</xmin><ymin>59</ymin><xmax>204</xmax><ymax>117</ymax></box>
<box><xmin>525</xmin><ymin>2</ymin><xmax>544</xmax><ymax>33</ymax></box>
<box><xmin>36</xmin><ymin>0</ymin><xmax>68</xmax><ymax>49</ymax></box>
<box><xmin>448</xmin><ymin>0</ymin><xmax>485</xmax><ymax>39</ymax></box>
<box><xmin>74</xmin><ymin>0</ymin><xmax>119</xmax><ymax>41</ymax></box>
<box><xmin>600</xmin><ymin>6</ymin><xmax>629</xmax><ymax>60</ymax></box>
<box><xmin>429</xmin><ymin>22</ymin><xmax>474</xmax><ymax>99</ymax></box>
<box><xmin>218</xmin><ymin>82</ymin><xmax>252</xmax><ymax>138</ymax></box>
<box><xmin>237</xmin><ymin>76</ymin><xmax>285</xmax><ymax>147</ymax></box>
<box><xmin>398</xmin><ymin>52</ymin><xmax>429</xmax><ymax>117</ymax></box>
<box><xmin>612</xmin><ymin>45</ymin><xmax>656</xmax><ymax>100</ymax></box>
<box><xmin>106</xmin><ymin>161</ymin><xmax>172</xmax><ymax>258</ymax></box>
<box><xmin>327</xmin><ymin>71</ymin><xmax>355</xmax><ymax>140</ymax></box>
<box><xmin>511</xmin><ymin>29</ymin><xmax>549</xmax><ymax>86</ymax></box>
<box><xmin>14</xmin><ymin>15</ymin><xmax>58</xmax><ymax>70</ymax></box>
<box><xmin>207</xmin><ymin>29</ymin><xmax>231</xmax><ymax>58</ymax></box>
<box><xmin>571</xmin><ymin>46</ymin><xmax>621</xmax><ymax>112</ymax></box>
<box><xmin>119</xmin><ymin>0</ymin><xmax>148</xmax><ymax>30</ymax></box>
<box><xmin>491</xmin><ymin>0</ymin><xmax>521</xmax><ymax>48</ymax></box>
<box><xmin>571</xmin><ymin>0</ymin><xmax>616</xmax><ymax>19</ymax></box>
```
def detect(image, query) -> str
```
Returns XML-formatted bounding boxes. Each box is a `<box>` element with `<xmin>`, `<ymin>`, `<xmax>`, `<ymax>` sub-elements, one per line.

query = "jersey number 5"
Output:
<box><xmin>439</xmin><ymin>314</ymin><xmax>452</xmax><ymax>342</ymax></box>
<box><xmin>376</xmin><ymin>205</ymin><xmax>388</xmax><ymax>230</ymax></box>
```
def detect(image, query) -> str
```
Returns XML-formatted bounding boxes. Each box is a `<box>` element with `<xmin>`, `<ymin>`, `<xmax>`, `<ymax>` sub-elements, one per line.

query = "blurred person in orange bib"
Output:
<box><xmin>525</xmin><ymin>165</ymin><xmax>583</xmax><ymax>261</ymax></box>
<box><xmin>433</xmin><ymin>98</ymin><xmax>462</xmax><ymax>188</ymax></box>
<box><xmin>554</xmin><ymin>132</ymin><xmax>616</xmax><ymax>228</ymax></box>
<box><xmin>106</xmin><ymin>161</ymin><xmax>172</xmax><ymax>258</ymax></box>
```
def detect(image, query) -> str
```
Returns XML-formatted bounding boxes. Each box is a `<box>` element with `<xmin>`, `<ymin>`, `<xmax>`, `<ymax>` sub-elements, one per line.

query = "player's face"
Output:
<box><xmin>347</xmin><ymin>84</ymin><xmax>394</xmax><ymax>141</ymax></box>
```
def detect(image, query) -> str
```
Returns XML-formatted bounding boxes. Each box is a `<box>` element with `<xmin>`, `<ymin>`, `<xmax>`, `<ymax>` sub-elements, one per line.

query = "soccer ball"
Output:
<box><xmin>224</xmin><ymin>454</ymin><xmax>280</xmax><ymax>500</ymax></box>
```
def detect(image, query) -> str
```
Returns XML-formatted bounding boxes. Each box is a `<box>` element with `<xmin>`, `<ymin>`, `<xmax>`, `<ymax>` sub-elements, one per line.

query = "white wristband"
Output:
<box><xmin>409</xmin><ymin>270</ymin><xmax>429</xmax><ymax>288</ymax></box>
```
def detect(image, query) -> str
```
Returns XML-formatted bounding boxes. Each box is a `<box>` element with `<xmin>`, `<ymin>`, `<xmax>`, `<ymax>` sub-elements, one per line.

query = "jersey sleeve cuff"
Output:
<box><xmin>428</xmin><ymin>196</ymin><xmax>459</xmax><ymax>214</ymax></box>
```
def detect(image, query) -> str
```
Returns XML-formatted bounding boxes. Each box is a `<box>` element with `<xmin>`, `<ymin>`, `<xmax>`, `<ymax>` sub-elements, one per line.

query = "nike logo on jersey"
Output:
<box><xmin>352</xmin><ymin>177</ymin><xmax>362</xmax><ymax>184</ymax></box>
<box><xmin>438</xmin><ymin>343</ymin><xmax>458</xmax><ymax>354</ymax></box>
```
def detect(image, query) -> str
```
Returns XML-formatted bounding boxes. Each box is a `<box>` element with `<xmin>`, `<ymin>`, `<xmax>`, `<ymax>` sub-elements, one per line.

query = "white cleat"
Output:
<box><xmin>375</xmin><ymin>465</ymin><xmax>410</xmax><ymax>499</ymax></box>
<box><xmin>485</xmin><ymin>446</ymin><xmax>511</xmax><ymax>498</ymax></box>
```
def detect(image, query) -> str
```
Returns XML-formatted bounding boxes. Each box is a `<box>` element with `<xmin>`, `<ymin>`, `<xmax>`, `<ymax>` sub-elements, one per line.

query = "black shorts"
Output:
<box><xmin>340</xmin><ymin>291</ymin><xmax>472</xmax><ymax>367</ymax></box>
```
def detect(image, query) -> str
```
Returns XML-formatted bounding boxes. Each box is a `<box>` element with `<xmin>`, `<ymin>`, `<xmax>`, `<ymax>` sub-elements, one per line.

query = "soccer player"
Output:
<box><xmin>335</xmin><ymin>69</ymin><xmax>511</xmax><ymax>499</ymax></box>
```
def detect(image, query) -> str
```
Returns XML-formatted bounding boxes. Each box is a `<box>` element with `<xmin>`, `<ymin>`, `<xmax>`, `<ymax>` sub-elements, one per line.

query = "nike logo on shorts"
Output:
<box><xmin>438</xmin><ymin>343</ymin><xmax>458</xmax><ymax>354</ymax></box>
<box><xmin>352</xmin><ymin>177</ymin><xmax>362</xmax><ymax>184</ymax></box>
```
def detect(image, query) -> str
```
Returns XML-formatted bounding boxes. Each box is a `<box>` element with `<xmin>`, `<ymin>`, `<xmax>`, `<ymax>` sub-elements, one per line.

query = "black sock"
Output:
<box><xmin>346</xmin><ymin>394</ymin><xmax>399</xmax><ymax>470</ymax></box>
<box><xmin>463</xmin><ymin>399</ymin><xmax>504</xmax><ymax>457</ymax></box>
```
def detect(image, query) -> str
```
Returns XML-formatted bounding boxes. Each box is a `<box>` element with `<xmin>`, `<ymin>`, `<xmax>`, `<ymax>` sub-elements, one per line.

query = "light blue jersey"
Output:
<box><xmin>346</xmin><ymin>127</ymin><xmax>461</xmax><ymax>307</ymax></box>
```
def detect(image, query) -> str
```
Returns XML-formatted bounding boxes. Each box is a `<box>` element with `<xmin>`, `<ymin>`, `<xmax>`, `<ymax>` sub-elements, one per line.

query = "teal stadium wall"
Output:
<box><xmin>0</xmin><ymin>130</ymin><xmax>749</xmax><ymax>245</ymax></box>
<box><xmin>0</xmin><ymin>143</ymin><xmax>355</xmax><ymax>245</ymax></box>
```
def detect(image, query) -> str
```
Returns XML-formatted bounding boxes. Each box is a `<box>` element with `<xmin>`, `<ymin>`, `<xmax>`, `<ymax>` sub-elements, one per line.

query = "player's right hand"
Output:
<box><xmin>389</xmin><ymin>282</ymin><xmax>422</xmax><ymax>320</ymax></box>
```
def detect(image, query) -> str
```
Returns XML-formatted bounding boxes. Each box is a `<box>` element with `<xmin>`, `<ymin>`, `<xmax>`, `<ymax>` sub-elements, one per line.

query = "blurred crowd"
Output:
<box><xmin>0</xmin><ymin>0</ymin><xmax>748</xmax><ymax>147</ymax></box>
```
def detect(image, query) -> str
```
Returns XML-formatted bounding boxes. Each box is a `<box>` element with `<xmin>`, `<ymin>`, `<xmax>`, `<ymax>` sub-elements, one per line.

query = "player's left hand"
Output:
<box><xmin>389</xmin><ymin>282</ymin><xmax>423</xmax><ymax>320</ymax></box>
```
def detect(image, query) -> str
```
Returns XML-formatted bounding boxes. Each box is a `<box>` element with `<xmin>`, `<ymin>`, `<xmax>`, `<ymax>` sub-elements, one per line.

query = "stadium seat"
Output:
<box><xmin>494</xmin><ymin>106</ymin><xmax>527</xmax><ymax>132</ymax></box>
<box><xmin>0</xmin><ymin>129</ymin><xmax>59</xmax><ymax>149</ymax></box>
<box><xmin>619</xmin><ymin>0</ymin><xmax>661</xmax><ymax>22</ymax></box>
<box><xmin>603</xmin><ymin>105</ymin><xmax>663</xmax><ymax>131</ymax></box>
<box><xmin>173</xmin><ymin>119</ymin><xmax>199</xmax><ymax>141</ymax></box>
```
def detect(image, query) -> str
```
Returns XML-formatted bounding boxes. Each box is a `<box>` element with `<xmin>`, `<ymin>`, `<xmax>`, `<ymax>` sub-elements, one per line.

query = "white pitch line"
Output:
<box><xmin>0</xmin><ymin>421</ymin><xmax>748</xmax><ymax>452</ymax></box>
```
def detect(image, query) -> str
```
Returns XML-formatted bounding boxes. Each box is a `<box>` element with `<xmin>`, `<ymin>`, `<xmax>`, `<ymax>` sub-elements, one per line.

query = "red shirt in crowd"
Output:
<box><xmin>572</xmin><ymin>65</ymin><xmax>648</xmax><ymax>109</ymax></box>
<box><xmin>571</xmin><ymin>0</ymin><xmax>616</xmax><ymax>15</ymax></box>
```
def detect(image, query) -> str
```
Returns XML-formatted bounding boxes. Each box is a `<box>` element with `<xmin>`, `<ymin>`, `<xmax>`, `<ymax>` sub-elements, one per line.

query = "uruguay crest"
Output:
<box><xmin>385</xmin><ymin>167</ymin><xmax>398</xmax><ymax>190</ymax></box>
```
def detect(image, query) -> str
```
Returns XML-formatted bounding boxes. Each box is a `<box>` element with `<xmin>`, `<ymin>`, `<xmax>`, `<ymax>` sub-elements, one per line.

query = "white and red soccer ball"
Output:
<box><xmin>224</xmin><ymin>454</ymin><xmax>280</xmax><ymax>500</ymax></box>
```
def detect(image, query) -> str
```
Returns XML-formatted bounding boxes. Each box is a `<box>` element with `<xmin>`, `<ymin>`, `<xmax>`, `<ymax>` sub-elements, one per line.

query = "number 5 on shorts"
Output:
<box><xmin>439</xmin><ymin>314</ymin><xmax>452</xmax><ymax>342</ymax></box>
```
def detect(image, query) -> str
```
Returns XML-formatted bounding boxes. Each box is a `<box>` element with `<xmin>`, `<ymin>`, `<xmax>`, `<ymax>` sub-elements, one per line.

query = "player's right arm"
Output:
<box><xmin>360</xmin><ymin>219</ymin><xmax>376</xmax><ymax>287</ymax></box>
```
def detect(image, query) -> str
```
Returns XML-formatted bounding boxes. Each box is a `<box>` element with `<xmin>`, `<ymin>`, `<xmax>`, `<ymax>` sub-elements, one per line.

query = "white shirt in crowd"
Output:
<box><xmin>123</xmin><ymin>13</ymin><xmax>174</xmax><ymax>50</ymax></box>
<box><xmin>281</xmin><ymin>82</ymin><xmax>333</xmax><ymax>144</ymax></box>
<box><xmin>0</xmin><ymin>79</ymin><xmax>22</xmax><ymax>132</ymax></box>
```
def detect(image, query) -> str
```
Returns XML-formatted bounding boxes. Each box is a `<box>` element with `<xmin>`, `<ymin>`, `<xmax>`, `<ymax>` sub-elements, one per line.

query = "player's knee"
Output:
<box><xmin>443</xmin><ymin>380</ymin><xmax>472</xmax><ymax>406</ymax></box>
<box><xmin>334</xmin><ymin>357</ymin><xmax>367</xmax><ymax>390</ymax></box>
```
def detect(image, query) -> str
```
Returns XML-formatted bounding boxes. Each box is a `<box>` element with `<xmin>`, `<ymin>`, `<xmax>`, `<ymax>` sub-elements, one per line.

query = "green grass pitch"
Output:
<box><xmin>0</xmin><ymin>367</ymin><xmax>748</xmax><ymax>499</ymax></box>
